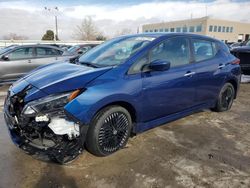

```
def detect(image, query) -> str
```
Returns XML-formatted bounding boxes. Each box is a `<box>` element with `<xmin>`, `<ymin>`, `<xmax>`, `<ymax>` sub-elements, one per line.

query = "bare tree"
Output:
<box><xmin>115</xmin><ymin>28</ymin><xmax>133</xmax><ymax>37</ymax></box>
<box><xmin>3</xmin><ymin>33</ymin><xmax>29</xmax><ymax>40</ymax></box>
<box><xmin>74</xmin><ymin>16</ymin><xmax>99</xmax><ymax>40</ymax></box>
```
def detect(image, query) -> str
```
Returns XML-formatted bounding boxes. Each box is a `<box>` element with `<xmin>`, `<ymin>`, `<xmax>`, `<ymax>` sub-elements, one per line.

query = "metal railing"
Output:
<box><xmin>0</xmin><ymin>40</ymin><xmax>103</xmax><ymax>48</ymax></box>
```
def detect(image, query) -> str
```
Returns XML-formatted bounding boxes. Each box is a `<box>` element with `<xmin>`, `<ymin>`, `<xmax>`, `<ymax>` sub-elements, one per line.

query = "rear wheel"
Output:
<box><xmin>213</xmin><ymin>83</ymin><xmax>235</xmax><ymax>112</ymax></box>
<box><xmin>86</xmin><ymin>106</ymin><xmax>132</xmax><ymax>156</ymax></box>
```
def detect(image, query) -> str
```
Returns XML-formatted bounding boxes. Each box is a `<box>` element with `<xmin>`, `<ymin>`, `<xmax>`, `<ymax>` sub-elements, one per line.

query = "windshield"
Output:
<box><xmin>78</xmin><ymin>36</ymin><xmax>155</xmax><ymax>67</ymax></box>
<box><xmin>68</xmin><ymin>45</ymin><xmax>80</xmax><ymax>53</ymax></box>
<box><xmin>0</xmin><ymin>45</ymin><xmax>16</xmax><ymax>55</ymax></box>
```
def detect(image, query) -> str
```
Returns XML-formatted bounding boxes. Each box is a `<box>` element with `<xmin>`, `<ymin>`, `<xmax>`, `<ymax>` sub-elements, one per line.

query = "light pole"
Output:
<box><xmin>44</xmin><ymin>6</ymin><xmax>59</xmax><ymax>41</ymax></box>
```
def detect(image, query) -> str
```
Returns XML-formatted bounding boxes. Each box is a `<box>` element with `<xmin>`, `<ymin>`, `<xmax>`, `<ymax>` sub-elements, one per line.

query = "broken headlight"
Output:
<box><xmin>22</xmin><ymin>92</ymin><xmax>74</xmax><ymax>116</ymax></box>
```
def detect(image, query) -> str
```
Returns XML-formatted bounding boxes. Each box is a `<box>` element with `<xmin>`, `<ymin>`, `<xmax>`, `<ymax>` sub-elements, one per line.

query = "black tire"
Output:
<box><xmin>86</xmin><ymin>105</ymin><xmax>132</xmax><ymax>156</ymax></box>
<box><xmin>213</xmin><ymin>83</ymin><xmax>235</xmax><ymax>112</ymax></box>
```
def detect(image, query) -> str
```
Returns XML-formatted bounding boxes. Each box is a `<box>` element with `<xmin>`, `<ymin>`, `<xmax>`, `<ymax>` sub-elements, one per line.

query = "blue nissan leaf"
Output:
<box><xmin>4</xmin><ymin>33</ymin><xmax>241</xmax><ymax>163</ymax></box>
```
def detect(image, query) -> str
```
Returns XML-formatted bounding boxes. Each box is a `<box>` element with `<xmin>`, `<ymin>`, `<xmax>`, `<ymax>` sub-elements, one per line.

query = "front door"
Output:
<box><xmin>141</xmin><ymin>37</ymin><xmax>197</xmax><ymax>122</ymax></box>
<box><xmin>0</xmin><ymin>47</ymin><xmax>35</xmax><ymax>81</ymax></box>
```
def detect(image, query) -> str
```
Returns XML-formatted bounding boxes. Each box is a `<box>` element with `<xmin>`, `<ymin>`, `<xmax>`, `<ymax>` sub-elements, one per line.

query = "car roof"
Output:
<box><xmin>76</xmin><ymin>44</ymin><xmax>99</xmax><ymax>47</ymax></box>
<box><xmin>120</xmin><ymin>33</ymin><xmax>220</xmax><ymax>42</ymax></box>
<box><xmin>12</xmin><ymin>44</ymin><xmax>63</xmax><ymax>51</ymax></box>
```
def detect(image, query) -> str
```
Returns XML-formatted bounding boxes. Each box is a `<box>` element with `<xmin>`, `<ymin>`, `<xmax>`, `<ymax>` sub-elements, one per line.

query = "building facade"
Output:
<box><xmin>142</xmin><ymin>17</ymin><xmax>250</xmax><ymax>43</ymax></box>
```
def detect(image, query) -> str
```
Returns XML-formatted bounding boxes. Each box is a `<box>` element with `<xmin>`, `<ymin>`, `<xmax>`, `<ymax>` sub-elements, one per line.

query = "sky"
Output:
<box><xmin>0</xmin><ymin>0</ymin><xmax>250</xmax><ymax>40</ymax></box>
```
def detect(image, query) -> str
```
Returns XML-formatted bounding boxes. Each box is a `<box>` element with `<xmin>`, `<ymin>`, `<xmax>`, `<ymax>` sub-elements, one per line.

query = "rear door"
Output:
<box><xmin>191</xmin><ymin>38</ymin><xmax>227</xmax><ymax>105</ymax></box>
<box><xmin>0</xmin><ymin>47</ymin><xmax>35</xmax><ymax>81</ymax></box>
<box><xmin>31</xmin><ymin>47</ymin><xmax>64</xmax><ymax>68</ymax></box>
<box><xmin>140</xmin><ymin>36</ymin><xmax>197</xmax><ymax>122</ymax></box>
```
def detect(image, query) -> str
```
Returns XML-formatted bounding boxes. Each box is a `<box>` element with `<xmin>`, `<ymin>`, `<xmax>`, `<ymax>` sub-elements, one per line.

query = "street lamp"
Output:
<box><xmin>44</xmin><ymin>6</ymin><xmax>59</xmax><ymax>41</ymax></box>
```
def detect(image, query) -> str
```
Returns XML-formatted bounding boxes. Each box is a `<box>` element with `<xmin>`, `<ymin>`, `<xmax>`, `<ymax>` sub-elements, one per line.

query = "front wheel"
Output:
<box><xmin>213</xmin><ymin>83</ymin><xmax>235</xmax><ymax>112</ymax></box>
<box><xmin>86</xmin><ymin>106</ymin><xmax>132</xmax><ymax>156</ymax></box>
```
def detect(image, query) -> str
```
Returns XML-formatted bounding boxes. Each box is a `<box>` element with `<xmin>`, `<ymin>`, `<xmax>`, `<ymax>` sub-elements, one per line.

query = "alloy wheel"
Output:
<box><xmin>98</xmin><ymin>112</ymin><xmax>129</xmax><ymax>153</ymax></box>
<box><xmin>221</xmin><ymin>87</ymin><xmax>234</xmax><ymax>109</ymax></box>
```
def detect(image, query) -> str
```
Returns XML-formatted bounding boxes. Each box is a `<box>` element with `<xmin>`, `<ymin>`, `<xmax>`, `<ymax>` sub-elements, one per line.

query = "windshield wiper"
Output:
<box><xmin>79</xmin><ymin>61</ymin><xmax>99</xmax><ymax>68</ymax></box>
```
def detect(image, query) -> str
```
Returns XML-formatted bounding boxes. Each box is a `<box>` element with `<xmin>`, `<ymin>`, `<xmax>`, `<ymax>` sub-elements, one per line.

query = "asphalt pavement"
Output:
<box><xmin>0</xmin><ymin>84</ymin><xmax>250</xmax><ymax>188</ymax></box>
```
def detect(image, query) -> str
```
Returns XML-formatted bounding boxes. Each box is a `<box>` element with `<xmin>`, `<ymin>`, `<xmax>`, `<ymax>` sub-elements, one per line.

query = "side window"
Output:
<box><xmin>128</xmin><ymin>54</ymin><xmax>149</xmax><ymax>74</ymax></box>
<box><xmin>151</xmin><ymin>37</ymin><xmax>190</xmax><ymax>68</ymax></box>
<box><xmin>36</xmin><ymin>47</ymin><xmax>61</xmax><ymax>57</ymax></box>
<box><xmin>36</xmin><ymin>48</ymin><xmax>47</xmax><ymax>56</ymax></box>
<box><xmin>192</xmin><ymin>39</ymin><xmax>215</xmax><ymax>62</ymax></box>
<box><xmin>8</xmin><ymin>47</ymin><xmax>33</xmax><ymax>60</ymax></box>
<box><xmin>51</xmin><ymin>49</ymin><xmax>62</xmax><ymax>55</ymax></box>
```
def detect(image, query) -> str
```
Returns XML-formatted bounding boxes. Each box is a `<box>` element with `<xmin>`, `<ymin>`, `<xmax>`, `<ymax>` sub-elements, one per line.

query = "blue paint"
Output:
<box><xmin>10</xmin><ymin>33</ymin><xmax>241</xmax><ymax>134</ymax></box>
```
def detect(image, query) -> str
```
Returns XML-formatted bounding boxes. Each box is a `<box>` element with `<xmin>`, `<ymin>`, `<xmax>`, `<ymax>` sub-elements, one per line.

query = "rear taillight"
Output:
<box><xmin>231</xmin><ymin>59</ymin><xmax>240</xmax><ymax>65</ymax></box>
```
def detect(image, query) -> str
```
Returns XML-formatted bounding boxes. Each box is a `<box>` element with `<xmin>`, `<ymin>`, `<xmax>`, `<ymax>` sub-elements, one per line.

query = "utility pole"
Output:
<box><xmin>44</xmin><ymin>6</ymin><xmax>59</xmax><ymax>41</ymax></box>
<box><xmin>55</xmin><ymin>15</ymin><xmax>58</xmax><ymax>40</ymax></box>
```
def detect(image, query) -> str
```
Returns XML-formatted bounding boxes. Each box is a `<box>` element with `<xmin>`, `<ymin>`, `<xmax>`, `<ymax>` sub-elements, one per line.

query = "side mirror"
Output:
<box><xmin>1</xmin><ymin>55</ymin><xmax>9</xmax><ymax>61</ymax></box>
<box><xmin>78</xmin><ymin>50</ymin><xmax>83</xmax><ymax>55</ymax></box>
<box><xmin>149</xmin><ymin>59</ymin><xmax>171</xmax><ymax>71</ymax></box>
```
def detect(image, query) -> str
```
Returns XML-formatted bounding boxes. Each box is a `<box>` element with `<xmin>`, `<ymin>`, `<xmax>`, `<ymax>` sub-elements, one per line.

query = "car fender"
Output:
<box><xmin>64</xmin><ymin>88</ymin><xmax>140</xmax><ymax>125</ymax></box>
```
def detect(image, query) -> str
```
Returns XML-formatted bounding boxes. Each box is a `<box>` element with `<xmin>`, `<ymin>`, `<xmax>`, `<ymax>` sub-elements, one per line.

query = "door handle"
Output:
<box><xmin>218</xmin><ymin>64</ymin><xmax>225</xmax><ymax>69</ymax></box>
<box><xmin>184</xmin><ymin>71</ymin><xmax>196</xmax><ymax>77</ymax></box>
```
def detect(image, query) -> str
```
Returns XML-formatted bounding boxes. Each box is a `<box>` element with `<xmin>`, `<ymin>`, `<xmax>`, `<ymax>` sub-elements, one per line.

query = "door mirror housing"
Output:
<box><xmin>149</xmin><ymin>59</ymin><xmax>171</xmax><ymax>71</ymax></box>
<box><xmin>78</xmin><ymin>50</ymin><xmax>83</xmax><ymax>55</ymax></box>
<box><xmin>1</xmin><ymin>55</ymin><xmax>9</xmax><ymax>61</ymax></box>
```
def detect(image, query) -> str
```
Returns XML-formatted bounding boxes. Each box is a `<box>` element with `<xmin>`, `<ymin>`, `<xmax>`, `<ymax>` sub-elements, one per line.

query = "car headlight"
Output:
<box><xmin>22</xmin><ymin>90</ymin><xmax>82</xmax><ymax>116</ymax></box>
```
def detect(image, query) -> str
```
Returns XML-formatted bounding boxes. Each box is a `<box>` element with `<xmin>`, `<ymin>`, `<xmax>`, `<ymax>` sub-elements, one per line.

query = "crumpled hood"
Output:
<box><xmin>11</xmin><ymin>62</ymin><xmax>112</xmax><ymax>102</ymax></box>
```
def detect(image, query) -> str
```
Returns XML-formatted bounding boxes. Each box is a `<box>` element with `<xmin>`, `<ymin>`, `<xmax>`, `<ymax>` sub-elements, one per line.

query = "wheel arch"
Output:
<box><xmin>226</xmin><ymin>79</ymin><xmax>238</xmax><ymax>99</ymax></box>
<box><xmin>93</xmin><ymin>101</ymin><xmax>137</xmax><ymax>124</ymax></box>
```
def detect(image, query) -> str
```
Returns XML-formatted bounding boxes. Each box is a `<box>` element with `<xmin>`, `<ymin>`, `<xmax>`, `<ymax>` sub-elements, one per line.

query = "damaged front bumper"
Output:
<box><xmin>3</xmin><ymin>88</ymin><xmax>88</xmax><ymax>164</ymax></box>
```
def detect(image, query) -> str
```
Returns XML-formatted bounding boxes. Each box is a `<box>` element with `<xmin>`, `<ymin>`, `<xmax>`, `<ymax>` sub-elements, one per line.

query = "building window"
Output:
<box><xmin>165</xmin><ymin>28</ymin><xmax>169</xmax><ymax>32</ymax></box>
<box><xmin>218</xmin><ymin>26</ymin><xmax>221</xmax><ymax>32</ymax></box>
<box><xmin>145</xmin><ymin>30</ymin><xmax>148</xmax><ymax>33</ymax></box>
<box><xmin>170</xmin><ymin>28</ymin><xmax>175</xmax><ymax>32</ymax></box>
<box><xmin>226</xmin><ymin>27</ymin><xmax>229</xmax><ymax>33</ymax></box>
<box><xmin>189</xmin><ymin>26</ymin><xmax>195</xmax><ymax>32</ymax></box>
<box><xmin>222</xmin><ymin>26</ymin><xmax>225</xmax><ymax>32</ymax></box>
<box><xmin>150</xmin><ymin>30</ymin><xmax>153</xmax><ymax>32</ymax></box>
<box><xmin>230</xmin><ymin>27</ymin><xmax>233</xmax><ymax>33</ymax></box>
<box><xmin>209</xmin><ymin>25</ymin><xmax>213</xmax><ymax>32</ymax></box>
<box><xmin>196</xmin><ymin>25</ymin><xmax>202</xmax><ymax>32</ymax></box>
<box><xmin>154</xmin><ymin>29</ymin><xmax>158</xmax><ymax>32</ymax></box>
<box><xmin>182</xmin><ymin>26</ymin><xmax>188</xmax><ymax>32</ymax></box>
<box><xmin>176</xmin><ymin>27</ymin><xmax>181</xmax><ymax>32</ymax></box>
<box><xmin>213</xmin><ymin>26</ymin><xmax>217</xmax><ymax>32</ymax></box>
<box><xmin>159</xmin><ymin>28</ymin><xmax>163</xmax><ymax>32</ymax></box>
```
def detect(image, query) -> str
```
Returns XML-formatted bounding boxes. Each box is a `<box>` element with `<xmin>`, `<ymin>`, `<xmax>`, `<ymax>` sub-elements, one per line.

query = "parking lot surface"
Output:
<box><xmin>0</xmin><ymin>84</ymin><xmax>250</xmax><ymax>188</ymax></box>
